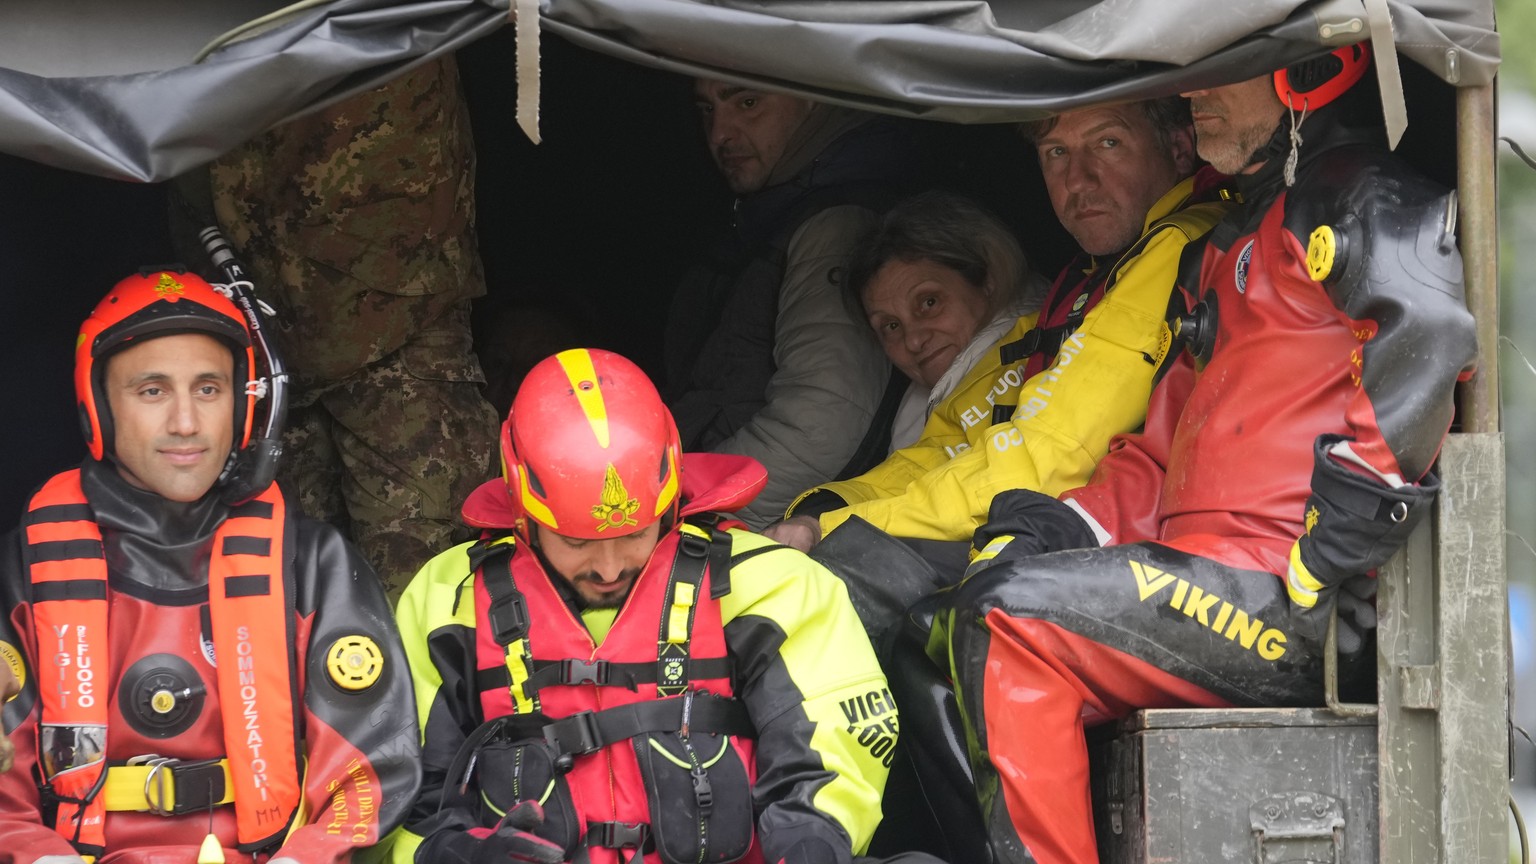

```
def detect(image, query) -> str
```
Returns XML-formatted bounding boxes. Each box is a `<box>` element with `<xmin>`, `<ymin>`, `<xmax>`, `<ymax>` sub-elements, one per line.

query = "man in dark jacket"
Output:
<box><xmin>666</xmin><ymin>81</ymin><xmax>926</xmax><ymax>527</ymax></box>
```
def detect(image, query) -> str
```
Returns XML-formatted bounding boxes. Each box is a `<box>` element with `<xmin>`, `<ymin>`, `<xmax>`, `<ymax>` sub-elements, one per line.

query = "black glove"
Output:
<box><xmin>1287</xmin><ymin>435</ymin><xmax>1438</xmax><ymax>645</ymax></box>
<box><xmin>421</xmin><ymin>800</ymin><xmax>566</xmax><ymax>864</ymax></box>
<box><xmin>1331</xmin><ymin>574</ymin><xmax>1378</xmax><ymax>656</ymax></box>
<box><xmin>470</xmin><ymin>801</ymin><xmax>566</xmax><ymax>864</ymax></box>
<box><xmin>970</xmin><ymin>488</ymin><xmax>1099</xmax><ymax>564</ymax></box>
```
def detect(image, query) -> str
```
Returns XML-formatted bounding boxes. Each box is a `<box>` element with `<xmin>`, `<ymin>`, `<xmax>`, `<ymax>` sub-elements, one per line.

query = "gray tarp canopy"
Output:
<box><xmin>0</xmin><ymin>0</ymin><xmax>1498</xmax><ymax>182</ymax></box>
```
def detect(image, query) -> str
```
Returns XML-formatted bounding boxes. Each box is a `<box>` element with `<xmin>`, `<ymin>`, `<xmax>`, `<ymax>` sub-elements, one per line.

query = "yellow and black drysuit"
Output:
<box><xmin>389</xmin><ymin>453</ymin><xmax>897</xmax><ymax>864</ymax></box>
<box><xmin>0</xmin><ymin>460</ymin><xmax>420</xmax><ymax>864</ymax></box>
<box><xmin>787</xmin><ymin>171</ymin><xmax>1230</xmax><ymax>544</ymax></box>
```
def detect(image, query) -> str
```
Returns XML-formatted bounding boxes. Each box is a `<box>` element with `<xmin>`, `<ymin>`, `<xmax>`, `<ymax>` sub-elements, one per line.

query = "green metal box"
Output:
<box><xmin>1092</xmin><ymin>707</ymin><xmax>1378</xmax><ymax>863</ymax></box>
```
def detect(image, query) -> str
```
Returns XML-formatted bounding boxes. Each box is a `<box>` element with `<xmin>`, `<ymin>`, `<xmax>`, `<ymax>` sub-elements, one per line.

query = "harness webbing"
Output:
<box><xmin>24</xmin><ymin>471</ymin><xmax>301</xmax><ymax>855</ymax></box>
<box><xmin>480</xmin><ymin>515</ymin><xmax>738</xmax><ymax>712</ymax></box>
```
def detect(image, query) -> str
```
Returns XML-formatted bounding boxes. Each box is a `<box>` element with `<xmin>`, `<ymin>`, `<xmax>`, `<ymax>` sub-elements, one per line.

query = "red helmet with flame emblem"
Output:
<box><xmin>74</xmin><ymin>269</ymin><xmax>256</xmax><ymax>462</ymax></box>
<box><xmin>465</xmin><ymin>348</ymin><xmax>682</xmax><ymax>540</ymax></box>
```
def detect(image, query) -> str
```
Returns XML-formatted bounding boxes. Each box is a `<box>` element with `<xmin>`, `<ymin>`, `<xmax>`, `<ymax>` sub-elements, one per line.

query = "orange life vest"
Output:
<box><xmin>461</xmin><ymin>519</ymin><xmax>763</xmax><ymax>864</ymax></box>
<box><xmin>23</xmin><ymin>469</ymin><xmax>303</xmax><ymax>857</ymax></box>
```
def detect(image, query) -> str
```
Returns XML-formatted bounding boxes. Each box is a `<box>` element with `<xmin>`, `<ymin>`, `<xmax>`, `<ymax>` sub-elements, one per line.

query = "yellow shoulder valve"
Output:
<box><xmin>1306</xmin><ymin>225</ymin><xmax>1338</xmax><ymax>283</ymax></box>
<box><xmin>327</xmin><ymin>635</ymin><xmax>384</xmax><ymax>691</ymax></box>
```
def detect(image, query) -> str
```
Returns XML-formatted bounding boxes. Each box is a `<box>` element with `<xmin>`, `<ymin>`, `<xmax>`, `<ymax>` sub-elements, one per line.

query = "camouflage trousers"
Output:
<box><xmin>282</xmin><ymin>345</ymin><xmax>499</xmax><ymax>599</ymax></box>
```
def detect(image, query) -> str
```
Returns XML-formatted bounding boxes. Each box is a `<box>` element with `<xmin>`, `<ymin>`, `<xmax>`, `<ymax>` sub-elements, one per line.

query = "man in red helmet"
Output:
<box><xmin>389</xmin><ymin>348</ymin><xmax>937</xmax><ymax>864</ymax></box>
<box><xmin>902</xmin><ymin>44</ymin><xmax>1478</xmax><ymax>864</ymax></box>
<box><xmin>0</xmin><ymin>270</ymin><xmax>421</xmax><ymax>864</ymax></box>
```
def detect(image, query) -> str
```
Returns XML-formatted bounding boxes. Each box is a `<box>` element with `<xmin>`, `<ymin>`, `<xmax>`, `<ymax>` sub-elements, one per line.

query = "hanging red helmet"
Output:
<box><xmin>463</xmin><ymin>348</ymin><xmax>682</xmax><ymax>539</ymax></box>
<box><xmin>1274</xmin><ymin>42</ymin><xmax>1372</xmax><ymax>112</ymax></box>
<box><xmin>74</xmin><ymin>269</ymin><xmax>257</xmax><ymax>462</ymax></box>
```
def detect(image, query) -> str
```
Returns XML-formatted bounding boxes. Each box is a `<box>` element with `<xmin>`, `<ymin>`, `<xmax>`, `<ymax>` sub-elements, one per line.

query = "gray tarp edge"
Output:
<box><xmin>0</xmin><ymin>0</ymin><xmax>1498</xmax><ymax>182</ymax></box>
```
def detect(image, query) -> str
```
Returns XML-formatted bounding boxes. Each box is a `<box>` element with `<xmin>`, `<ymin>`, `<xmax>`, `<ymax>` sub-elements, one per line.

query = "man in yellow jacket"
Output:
<box><xmin>386</xmin><ymin>349</ymin><xmax>943</xmax><ymax>864</ymax></box>
<box><xmin>769</xmin><ymin>98</ymin><xmax>1229</xmax><ymax>557</ymax></box>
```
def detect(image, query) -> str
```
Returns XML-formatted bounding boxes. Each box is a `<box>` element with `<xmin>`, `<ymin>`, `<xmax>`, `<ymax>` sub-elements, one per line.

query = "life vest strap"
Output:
<box><xmin>542</xmin><ymin>693</ymin><xmax>755</xmax><ymax>762</ymax></box>
<box><xmin>101</xmin><ymin>757</ymin><xmax>234</xmax><ymax>814</ymax></box>
<box><xmin>568</xmin><ymin>822</ymin><xmax>653</xmax><ymax>864</ymax></box>
<box><xmin>681</xmin><ymin>513</ymin><xmax>736</xmax><ymax>601</ymax></box>
<box><xmin>1000</xmin><ymin>322</ymin><xmax>1072</xmax><ymax>366</ymax></box>
<box><xmin>585</xmin><ymin>821</ymin><xmax>651</xmax><ymax>851</ymax></box>
<box><xmin>474</xmin><ymin>656</ymin><xmax>733</xmax><ymax>694</ymax></box>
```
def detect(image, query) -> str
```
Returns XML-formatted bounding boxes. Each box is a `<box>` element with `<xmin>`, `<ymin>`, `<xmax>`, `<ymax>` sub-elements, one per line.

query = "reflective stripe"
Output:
<box><xmin>971</xmin><ymin>535</ymin><xmax>1013</xmax><ymax>566</ymax></box>
<box><xmin>506</xmin><ymin>637</ymin><xmax>537</xmax><ymax>714</ymax></box>
<box><xmin>1286</xmin><ymin>543</ymin><xmax>1322</xmax><ymax>607</ymax></box>
<box><xmin>665</xmin><ymin>582</ymin><xmax>695</xmax><ymax>645</ymax></box>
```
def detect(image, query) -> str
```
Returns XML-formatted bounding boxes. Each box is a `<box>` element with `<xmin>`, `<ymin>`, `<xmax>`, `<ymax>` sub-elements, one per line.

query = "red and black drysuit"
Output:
<box><xmin>0</xmin><ymin>461</ymin><xmax>421</xmax><ymax>864</ymax></box>
<box><xmin>910</xmin><ymin>107</ymin><xmax>1477</xmax><ymax>864</ymax></box>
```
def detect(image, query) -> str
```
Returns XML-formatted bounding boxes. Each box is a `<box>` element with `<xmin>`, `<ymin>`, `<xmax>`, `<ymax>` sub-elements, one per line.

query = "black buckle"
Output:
<box><xmin>678</xmin><ymin>529</ymin><xmax>709</xmax><ymax>558</ymax></box>
<box><xmin>488</xmin><ymin>591</ymin><xmax>529</xmax><ymax>644</ymax></box>
<box><xmin>544</xmin><ymin>710</ymin><xmax>603</xmax><ymax>759</ymax></box>
<box><xmin>586</xmin><ymin>820</ymin><xmax>650</xmax><ymax>850</ymax></box>
<box><xmin>999</xmin><ymin>330</ymin><xmax>1042</xmax><ymax>364</ymax></box>
<box><xmin>144</xmin><ymin>757</ymin><xmax>226</xmax><ymax>816</ymax></box>
<box><xmin>560</xmin><ymin>658</ymin><xmax>609</xmax><ymax>686</ymax></box>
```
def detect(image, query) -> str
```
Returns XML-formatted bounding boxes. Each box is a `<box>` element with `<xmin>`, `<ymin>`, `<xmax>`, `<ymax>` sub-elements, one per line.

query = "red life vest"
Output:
<box><xmin>465</xmin><ymin>519</ymin><xmax>762</xmax><ymax>864</ymax></box>
<box><xmin>23</xmin><ymin>469</ymin><xmax>303</xmax><ymax>857</ymax></box>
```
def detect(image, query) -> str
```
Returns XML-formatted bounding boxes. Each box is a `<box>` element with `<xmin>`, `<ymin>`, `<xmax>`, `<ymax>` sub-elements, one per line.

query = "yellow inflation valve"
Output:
<box><xmin>327</xmin><ymin>635</ymin><xmax>384</xmax><ymax>691</ymax></box>
<box><xmin>1306</xmin><ymin>225</ymin><xmax>1337</xmax><ymax>283</ymax></box>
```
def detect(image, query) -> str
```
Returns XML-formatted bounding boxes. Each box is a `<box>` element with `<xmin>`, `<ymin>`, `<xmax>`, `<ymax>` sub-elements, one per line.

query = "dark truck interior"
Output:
<box><xmin>0</xmin><ymin>25</ymin><xmax>1463</xmax><ymax>529</ymax></box>
<box><xmin>0</xmin><ymin>29</ymin><xmax>1083</xmax><ymax>528</ymax></box>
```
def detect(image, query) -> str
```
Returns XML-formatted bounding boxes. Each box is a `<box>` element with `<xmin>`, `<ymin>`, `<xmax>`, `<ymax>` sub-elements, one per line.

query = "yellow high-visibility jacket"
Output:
<box><xmin>787</xmin><ymin>175</ymin><xmax>1230</xmax><ymax>542</ymax></box>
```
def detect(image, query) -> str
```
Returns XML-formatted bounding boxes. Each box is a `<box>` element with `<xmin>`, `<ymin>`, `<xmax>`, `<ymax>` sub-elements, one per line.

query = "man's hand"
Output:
<box><xmin>468</xmin><ymin>801</ymin><xmax>565</xmax><ymax>864</ymax></box>
<box><xmin>0</xmin><ymin>661</ymin><xmax>17</xmax><ymax>773</ymax></box>
<box><xmin>1286</xmin><ymin>435</ymin><xmax>1437</xmax><ymax>646</ymax></box>
<box><xmin>970</xmin><ymin>489</ymin><xmax>1099</xmax><ymax>561</ymax></box>
<box><xmin>762</xmin><ymin>516</ymin><xmax>822</xmax><ymax>552</ymax></box>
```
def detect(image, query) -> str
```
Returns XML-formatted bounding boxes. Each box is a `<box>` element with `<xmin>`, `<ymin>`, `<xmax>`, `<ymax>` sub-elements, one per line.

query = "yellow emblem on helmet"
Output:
<box><xmin>1305</xmin><ymin>226</ymin><xmax>1337</xmax><ymax>283</ymax></box>
<box><xmin>0</xmin><ymin>640</ymin><xmax>24</xmax><ymax>700</ymax></box>
<box><xmin>155</xmin><ymin>273</ymin><xmax>186</xmax><ymax>298</ymax></box>
<box><xmin>592</xmin><ymin>463</ymin><xmax>640</xmax><ymax>532</ymax></box>
<box><xmin>326</xmin><ymin>635</ymin><xmax>384</xmax><ymax>691</ymax></box>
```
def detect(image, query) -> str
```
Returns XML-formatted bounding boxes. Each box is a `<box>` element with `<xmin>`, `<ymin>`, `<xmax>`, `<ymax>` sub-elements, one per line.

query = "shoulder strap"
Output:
<box><xmin>207</xmin><ymin>485</ymin><xmax>302</xmax><ymax>852</ymax></box>
<box><xmin>481</xmin><ymin>545</ymin><xmax>541</xmax><ymax>715</ymax></box>
<box><xmin>832</xmin><ymin>364</ymin><xmax>909</xmax><ymax>482</ymax></box>
<box><xmin>683</xmin><ymin>513</ymin><xmax>737</xmax><ymax>601</ymax></box>
<box><xmin>655</xmin><ymin>524</ymin><xmax>712</xmax><ymax>697</ymax></box>
<box><xmin>25</xmin><ymin>470</ymin><xmax>110</xmax><ymax>859</ymax></box>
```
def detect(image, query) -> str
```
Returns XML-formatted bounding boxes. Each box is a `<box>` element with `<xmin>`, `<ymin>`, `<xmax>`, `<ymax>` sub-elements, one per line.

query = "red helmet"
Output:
<box><xmin>1274</xmin><ymin>42</ymin><xmax>1371</xmax><ymax>112</ymax></box>
<box><xmin>75</xmin><ymin>269</ymin><xmax>256</xmax><ymax>462</ymax></box>
<box><xmin>471</xmin><ymin>348</ymin><xmax>682</xmax><ymax>540</ymax></box>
